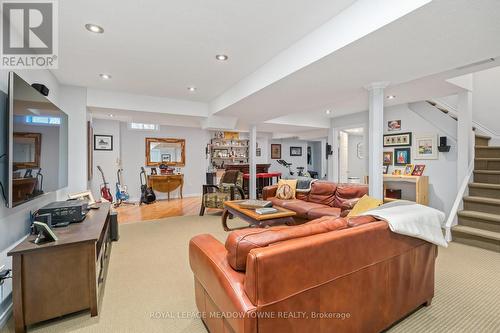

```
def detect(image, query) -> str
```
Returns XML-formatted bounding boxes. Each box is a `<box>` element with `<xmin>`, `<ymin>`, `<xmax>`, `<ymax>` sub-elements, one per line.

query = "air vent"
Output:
<box><xmin>455</xmin><ymin>58</ymin><xmax>495</xmax><ymax>71</ymax></box>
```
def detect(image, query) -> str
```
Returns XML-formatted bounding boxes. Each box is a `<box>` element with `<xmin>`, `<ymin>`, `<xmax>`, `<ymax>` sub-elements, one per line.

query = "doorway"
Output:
<box><xmin>338</xmin><ymin>127</ymin><xmax>367</xmax><ymax>184</ymax></box>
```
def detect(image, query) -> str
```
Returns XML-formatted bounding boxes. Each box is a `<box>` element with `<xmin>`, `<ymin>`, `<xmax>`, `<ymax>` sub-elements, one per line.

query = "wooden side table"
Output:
<box><xmin>148</xmin><ymin>174</ymin><xmax>184</xmax><ymax>200</ymax></box>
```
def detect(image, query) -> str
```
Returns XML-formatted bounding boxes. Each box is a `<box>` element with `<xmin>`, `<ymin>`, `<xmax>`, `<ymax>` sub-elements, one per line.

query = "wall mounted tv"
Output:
<box><xmin>3</xmin><ymin>72</ymin><xmax>68</xmax><ymax>208</ymax></box>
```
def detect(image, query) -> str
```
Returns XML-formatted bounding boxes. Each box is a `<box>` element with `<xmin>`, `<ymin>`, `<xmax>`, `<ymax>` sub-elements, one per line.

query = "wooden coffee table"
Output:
<box><xmin>222</xmin><ymin>200</ymin><xmax>296</xmax><ymax>231</ymax></box>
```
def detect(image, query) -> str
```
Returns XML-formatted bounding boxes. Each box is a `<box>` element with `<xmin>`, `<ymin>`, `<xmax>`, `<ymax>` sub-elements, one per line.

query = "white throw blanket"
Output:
<box><xmin>360</xmin><ymin>200</ymin><xmax>448</xmax><ymax>247</ymax></box>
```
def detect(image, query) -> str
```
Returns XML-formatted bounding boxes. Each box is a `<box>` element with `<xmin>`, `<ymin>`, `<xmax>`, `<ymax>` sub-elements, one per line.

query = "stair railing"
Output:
<box><xmin>444</xmin><ymin>161</ymin><xmax>474</xmax><ymax>241</ymax></box>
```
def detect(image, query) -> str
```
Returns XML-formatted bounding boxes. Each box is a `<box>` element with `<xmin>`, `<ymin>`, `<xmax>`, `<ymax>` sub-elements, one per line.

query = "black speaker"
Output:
<box><xmin>31</xmin><ymin>83</ymin><xmax>49</xmax><ymax>96</ymax></box>
<box><xmin>326</xmin><ymin>144</ymin><xmax>333</xmax><ymax>156</ymax></box>
<box><xmin>439</xmin><ymin>136</ymin><xmax>447</xmax><ymax>147</ymax></box>
<box><xmin>110</xmin><ymin>212</ymin><xmax>119</xmax><ymax>241</ymax></box>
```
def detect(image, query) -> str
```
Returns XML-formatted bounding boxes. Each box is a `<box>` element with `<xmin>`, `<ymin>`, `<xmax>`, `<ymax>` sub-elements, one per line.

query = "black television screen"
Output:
<box><xmin>7</xmin><ymin>72</ymin><xmax>68</xmax><ymax>208</ymax></box>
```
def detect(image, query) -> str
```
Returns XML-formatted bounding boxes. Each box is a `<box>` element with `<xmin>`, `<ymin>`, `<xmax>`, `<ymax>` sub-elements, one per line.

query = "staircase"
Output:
<box><xmin>452</xmin><ymin>134</ymin><xmax>500</xmax><ymax>252</ymax></box>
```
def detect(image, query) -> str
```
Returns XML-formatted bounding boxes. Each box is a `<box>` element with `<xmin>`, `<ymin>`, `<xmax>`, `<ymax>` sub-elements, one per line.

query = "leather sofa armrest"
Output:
<box><xmin>189</xmin><ymin>234</ymin><xmax>256</xmax><ymax>331</ymax></box>
<box><xmin>262</xmin><ymin>185</ymin><xmax>278</xmax><ymax>200</ymax></box>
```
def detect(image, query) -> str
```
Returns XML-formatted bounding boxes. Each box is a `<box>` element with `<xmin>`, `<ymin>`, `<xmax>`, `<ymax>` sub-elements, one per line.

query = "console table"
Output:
<box><xmin>148</xmin><ymin>174</ymin><xmax>184</xmax><ymax>200</ymax></box>
<box><xmin>8</xmin><ymin>203</ymin><xmax>112</xmax><ymax>333</ymax></box>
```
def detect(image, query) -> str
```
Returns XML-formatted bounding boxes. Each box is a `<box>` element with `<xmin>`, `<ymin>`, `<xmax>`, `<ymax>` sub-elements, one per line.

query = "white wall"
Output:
<box><xmin>0</xmin><ymin>70</ymin><xmax>88</xmax><ymax>325</ymax></box>
<box><xmin>472</xmin><ymin>66</ymin><xmax>500</xmax><ymax>137</ymax></box>
<box><xmin>120</xmin><ymin>122</ymin><xmax>210</xmax><ymax>200</ymax></box>
<box><xmin>269</xmin><ymin>139</ymin><xmax>308</xmax><ymax>177</ymax></box>
<box><xmin>384</xmin><ymin>104</ymin><xmax>457</xmax><ymax>214</ymax></box>
<box><xmin>347</xmin><ymin>134</ymin><xmax>366</xmax><ymax>180</ymax></box>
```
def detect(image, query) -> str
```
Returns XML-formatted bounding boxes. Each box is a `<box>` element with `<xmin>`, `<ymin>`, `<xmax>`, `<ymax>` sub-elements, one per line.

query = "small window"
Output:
<box><xmin>25</xmin><ymin>115</ymin><xmax>61</xmax><ymax>125</ymax></box>
<box><xmin>128</xmin><ymin>122</ymin><xmax>159</xmax><ymax>131</ymax></box>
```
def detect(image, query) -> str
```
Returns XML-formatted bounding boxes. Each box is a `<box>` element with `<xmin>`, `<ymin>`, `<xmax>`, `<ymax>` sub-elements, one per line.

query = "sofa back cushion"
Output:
<box><xmin>332</xmin><ymin>185</ymin><xmax>369</xmax><ymax>209</ymax></box>
<box><xmin>308</xmin><ymin>181</ymin><xmax>337</xmax><ymax>206</ymax></box>
<box><xmin>225</xmin><ymin>216</ymin><xmax>348</xmax><ymax>271</ymax></box>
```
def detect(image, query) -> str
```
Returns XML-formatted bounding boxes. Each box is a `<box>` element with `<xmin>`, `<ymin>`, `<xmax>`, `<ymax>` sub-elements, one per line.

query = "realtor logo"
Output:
<box><xmin>1</xmin><ymin>0</ymin><xmax>58</xmax><ymax>69</ymax></box>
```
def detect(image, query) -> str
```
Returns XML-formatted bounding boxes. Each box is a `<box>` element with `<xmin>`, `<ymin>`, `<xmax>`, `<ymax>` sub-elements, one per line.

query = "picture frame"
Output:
<box><xmin>394</xmin><ymin>147</ymin><xmax>411</xmax><ymax>166</ymax></box>
<box><xmin>412</xmin><ymin>164</ymin><xmax>426</xmax><ymax>176</ymax></box>
<box><xmin>404</xmin><ymin>164</ymin><xmax>415</xmax><ymax>176</ymax></box>
<box><xmin>383</xmin><ymin>132</ymin><xmax>412</xmax><ymax>147</ymax></box>
<box><xmin>94</xmin><ymin>135</ymin><xmax>113</xmax><ymax>151</ymax></box>
<box><xmin>383</xmin><ymin>151</ymin><xmax>393</xmax><ymax>165</ymax></box>
<box><xmin>151</xmin><ymin>167</ymin><xmax>157</xmax><ymax>175</ymax></box>
<box><xmin>414</xmin><ymin>134</ymin><xmax>438</xmax><ymax>160</ymax></box>
<box><xmin>383</xmin><ymin>165</ymin><xmax>389</xmax><ymax>174</ymax></box>
<box><xmin>387</xmin><ymin>120</ymin><xmax>401</xmax><ymax>131</ymax></box>
<box><xmin>68</xmin><ymin>190</ymin><xmax>96</xmax><ymax>205</ymax></box>
<box><xmin>271</xmin><ymin>144</ymin><xmax>282</xmax><ymax>159</ymax></box>
<box><xmin>256</xmin><ymin>148</ymin><xmax>261</xmax><ymax>157</ymax></box>
<box><xmin>290</xmin><ymin>146</ymin><xmax>302</xmax><ymax>157</ymax></box>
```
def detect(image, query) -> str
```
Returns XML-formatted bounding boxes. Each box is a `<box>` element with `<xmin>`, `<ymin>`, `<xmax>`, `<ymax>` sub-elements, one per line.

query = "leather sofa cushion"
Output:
<box><xmin>307</xmin><ymin>207</ymin><xmax>341</xmax><ymax>220</ymax></box>
<box><xmin>280</xmin><ymin>200</ymin><xmax>328</xmax><ymax>218</ymax></box>
<box><xmin>347</xmin><ymin>215</ymin><xmax>379</xmax><ymax>227</ymax></box>
<box><xmin>308</xmin><ymin>181</ymin><xmax>337</xmax><ymax>206</ymax></box>
<box><xmin>332</xmin><ymin>185</ymin><xmax>369</xmax><ymax>209</ymax></box>
<box><xmin>225</xmin><ymin>217</ymin><xmax>348</xmax><ymax>271</ymax></box>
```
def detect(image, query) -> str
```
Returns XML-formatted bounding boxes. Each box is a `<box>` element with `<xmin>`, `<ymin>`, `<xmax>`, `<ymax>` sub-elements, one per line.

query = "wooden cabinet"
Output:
<box><xmin>383</xmin><ymin>175</ymin><xmax>429</xmax><ymax>205</ymax></box>
<box><xmin>148</xmin><ymin>174</ymin><xmax>184</xmax><ymax>200</ymax></box>
<box><xmin>8</xmin><ymin>203</ymin><xmax>112</xmax><ymax>333</ymax></box>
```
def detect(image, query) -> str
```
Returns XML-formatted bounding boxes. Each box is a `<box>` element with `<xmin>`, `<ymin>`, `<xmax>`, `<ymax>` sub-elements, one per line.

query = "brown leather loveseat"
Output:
<box><xmin>189</xmin><ymin>215</ymin><xmax>437</xmax><ymax>333</ymax></box>
<box><xmin>262</xmin><ymin>181</ymin><xmax>368</xmax><ymax>222</ymax></box>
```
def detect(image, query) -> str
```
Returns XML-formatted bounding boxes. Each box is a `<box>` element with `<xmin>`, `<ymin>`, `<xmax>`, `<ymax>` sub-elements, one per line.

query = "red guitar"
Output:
<box><xmin>97</xmin><ymin>166</ymin><xmax>113</xmax><ymax>202</ymax></box>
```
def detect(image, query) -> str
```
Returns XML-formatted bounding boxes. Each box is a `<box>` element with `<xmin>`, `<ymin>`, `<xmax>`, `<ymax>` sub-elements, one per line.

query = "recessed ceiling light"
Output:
<box><xmin>99</xmin><ymin>73</ymin><xmax>112</xmax><ymax>80</ymax></box>
<box><xmin>386</xmin><ymin>95</ymin><xmax>396</xmax><ymax>100</ymax></box>
<box><xmin>215</xmin><ymin>54</ymin><xmax>229</xmax><ymax>61</ymax></box>
<box><xmin>109</xmin><ymin>114</ymin><xmax>114</xmax><ymax>117</ymax></box>
<box><xmin>85</xmin><ymin>24</ymin><xmax>104</xmax><ymax>34</ymax></box>
<box><xmin>187</xmin><ymin>86</ymin><xmax>197</xmax><ymax>92</ymax></box>
<box><xmin>325</xmin><ymin>109</ymin><xmax>331</xmax><ymax>115</ymax></box>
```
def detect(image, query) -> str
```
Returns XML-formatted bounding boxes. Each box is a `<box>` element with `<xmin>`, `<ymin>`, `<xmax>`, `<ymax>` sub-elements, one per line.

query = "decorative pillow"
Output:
<box><xmin>275</xmin><ymin>179</ymin><xmax>297</xmax><ymax>200</ymax></box>
<box><xmin>347</xmin><ymin>195</ymin><xmax>383</xmax><ymax>217</ymax></box>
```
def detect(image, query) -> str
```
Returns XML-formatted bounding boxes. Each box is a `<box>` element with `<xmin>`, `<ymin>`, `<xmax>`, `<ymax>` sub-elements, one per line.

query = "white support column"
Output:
<box><xmin>327</xmin><ymin>118</ymin><xmax>335</xmax><ymax>181</ymax></box>
<box><xmin>249</xmin><ymin>125</ymin><xmax>257</xmax><ymax>199</ymax></box>
<box><xmin>365</xmin><ymin>82</ymin><xmax>389</xmax><ymax>200</ymax></box>
<box><xmin>457</xmin><ymin>91</ymin><xmax>472</xmax><ymax>187</ymax></box>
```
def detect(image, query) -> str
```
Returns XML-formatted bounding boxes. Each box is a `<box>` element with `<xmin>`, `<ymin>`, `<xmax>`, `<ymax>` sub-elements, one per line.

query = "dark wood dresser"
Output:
<box><xmin>8</xmin><ymin>203</ymin><xmax>112</xmax><ymax>333</ymax></box>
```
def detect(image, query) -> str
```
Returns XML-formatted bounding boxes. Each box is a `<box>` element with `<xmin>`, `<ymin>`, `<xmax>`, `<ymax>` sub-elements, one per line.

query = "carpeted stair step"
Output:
<box><xmin>451</xmin><ymin>225</ymin><xmax>500</xmax><ymax>252</ymax></box>
<box><xmin>475</xmin><ymin>146</ymin><xmax>500</xmax><ymax>158</ymax></box>
<box><xmin>475</xmin><ymin>134</ymin><xmax>491</xmax><ymax>147</ymax></box>
<box><xmin>468</xmin><ymin>182</ymin><xmax>500</xmax><ymax>199</ymax></box>
<box><xmin>475</xmin><ymin>158</ymin><xmax>500</xmax><ymax>170</ymax></box>
<box><xmin>473</xmin><ymin>170</ymin><xmax>500</xmax><ymax>184</ymax></box>
<box><xmin>457</xmin><ymin>210</ymin><xmax>500</xmax><ymax>233</ymax></box>
<box><xmin>463</xmin><ymin>196</ymin><xmax>500</xmax><ymax>215</ymax></box>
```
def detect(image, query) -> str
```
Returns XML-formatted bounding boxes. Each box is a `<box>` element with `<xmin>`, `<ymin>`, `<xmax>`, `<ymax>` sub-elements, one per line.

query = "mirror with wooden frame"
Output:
<box><xmin>146</xmin><ymin>138</ymin><xmax>185</xmax><ymax>167</ymax></box>
<box><xmin>13</xmin><ymin>132</ymin><xmax>41</xmax><ymax>170</ymax></box>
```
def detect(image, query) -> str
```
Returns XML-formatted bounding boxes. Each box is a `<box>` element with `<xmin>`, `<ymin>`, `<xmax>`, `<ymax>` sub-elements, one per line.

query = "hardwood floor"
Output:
<box><xmin>114</xmin><ymin>196</ymin><xmax>220</xmax><ymax>223</ymax></box>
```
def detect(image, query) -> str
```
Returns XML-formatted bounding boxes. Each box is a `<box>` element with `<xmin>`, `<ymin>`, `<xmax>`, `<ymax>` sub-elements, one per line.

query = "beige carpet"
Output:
<box><xmin>2</xmin><ymin>214</ymin><xmax>500</xmax><ymax>333</ymax></box>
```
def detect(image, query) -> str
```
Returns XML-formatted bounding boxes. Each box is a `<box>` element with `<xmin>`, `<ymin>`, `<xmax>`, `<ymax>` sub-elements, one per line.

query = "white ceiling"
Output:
<box><xmin>54</xmin><ymin>0</ymin><xmax>356</xmax><ymax>101</ymax></box>
<box><xmin>215</xmin><ymin>0</ymin><xmax>500</xmax><ymax>122</ymax></box>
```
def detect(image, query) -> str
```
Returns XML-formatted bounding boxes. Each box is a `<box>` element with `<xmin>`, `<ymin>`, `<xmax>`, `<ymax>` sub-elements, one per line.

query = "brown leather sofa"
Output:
<box><xmin>189</xmin><ymin>215</ymin><xmax>437</xmax><ymax>333</ymax></box>
<box><xmin>262</xmin><ymin>181</ymin><xmax>368</xmax><ymax>222</ymax></box>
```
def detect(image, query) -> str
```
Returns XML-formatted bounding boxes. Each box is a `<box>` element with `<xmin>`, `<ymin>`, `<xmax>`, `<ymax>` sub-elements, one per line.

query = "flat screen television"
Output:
<box><xmin>4</xmin><ymin>72</ymin><xmax>68</xmax><ymax>208</ymax></box>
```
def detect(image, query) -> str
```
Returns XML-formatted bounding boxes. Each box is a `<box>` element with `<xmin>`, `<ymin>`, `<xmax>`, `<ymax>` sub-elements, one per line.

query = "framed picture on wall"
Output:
<box><xmin>387</xmin><ymin>120</ymin><xmax>401</xmax><ymax>131</ymax></box>
<box><xmin>383</xmin><ymin>132</ymin><xmax>412</xmax><ymax>147</ymax></box>
<box><xmin>94</xmin><ymin>135</ymin><xmax>113</xmax><ymax>151</ymax></box>
<box><xmin>394</xmin><ymin>147</ymin><xmax>411</xmax><ymax>166</ymax></box>
<box><xmin>290</xmin><ymin>146</ymin><xmax>302</xmax><ymax>156</ymax></box>
<box><xmin>414</xmin><ymin>134</ymin><xmax>438</xmax><ymax>160</ymax></box>
<box><xmin>271</xmin><ymin>144</ymin><xmax>281</xmax><ymax>159</ymax></box>
<box><xmin>383</xmin><ymin>151</ymin><xmax>393</xmax><ymax>165</ymax></box>
<box><xmin>256</xmin><ymin>148</ymin><xmax>261</xmax><ymax>157</ymax></box>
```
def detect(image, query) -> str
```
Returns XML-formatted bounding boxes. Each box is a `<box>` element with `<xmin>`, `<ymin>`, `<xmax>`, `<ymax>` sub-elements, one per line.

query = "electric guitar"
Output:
<box><xmin>97</xmin><ymin>166</ymin><xmax>113</xmax><ymax>202</ymax></box>
<box><xmin>115</xmin><ymin>168</ymin><xmax>130</xmax><ymax>202</ymax></box>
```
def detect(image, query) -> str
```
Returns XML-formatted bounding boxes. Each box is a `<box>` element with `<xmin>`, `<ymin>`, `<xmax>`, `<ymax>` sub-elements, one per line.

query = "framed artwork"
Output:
<box><xmin>384</xmin><ymin>132</ymin><xmax>412</xmax><ymax>147</ymax></box>
<box><xmin>271</xmin><ymin>144</ymin><xmax>281</xmax><ymax>159</ymax></box>
<box><xmin>161</xmin><ymin>154</ymin><xmax>171</xmax><ymax>162</ymax></box>
<box><xmin>256</xmin><ymin>148</ymin><xmax>261</xmax><ymax>157</ymax></box>
<box><xmin>414</xmin><ymin>134</ymin><xmax>438</xmax><ymax>160</ymax></box>
<box><xmin>151</xmin><ymin>167</ymin><xmax>157</xmax><ymax>175</ymax></box>
<box><xmin>290</xmin><ymin>146</ymin><xmax>302</xmax><ymax>156</ymax></box>
<box><xmin>412</xmin><ymin>164</ymin><xmax>426</xmax><ymax>176</ymax></box>
<box><xmin>94</xmin><ymin>135</ymin><xmax>113</xmax><ymax>151</ymax></box>
<box><xmin>383</xmin><ymin>165</ymin><xmax>389</xmax><ymax>174</ymax></box>
<box><xmin>383</xmin><ymin>151</ymin><xmax>393</xmax><ymax>165</ymax></box>
<box><xmin>394</xmin><ymin>147</ymin><xmax>411</xmax><ymax>166</ymax></box>
<box><xmin>387</xmin><ymin>120</ymin><xmax>401</xmax><ymax>131</ymax></box>
<box><xmin>392</xmin><ymin>169</ymin><xmax>402</xmax><ymax>175</ymax></box>
<box><xmin>404</xmin><ymin>164</ymin><xmax>415</xmax><ymax>175</ymax></box>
